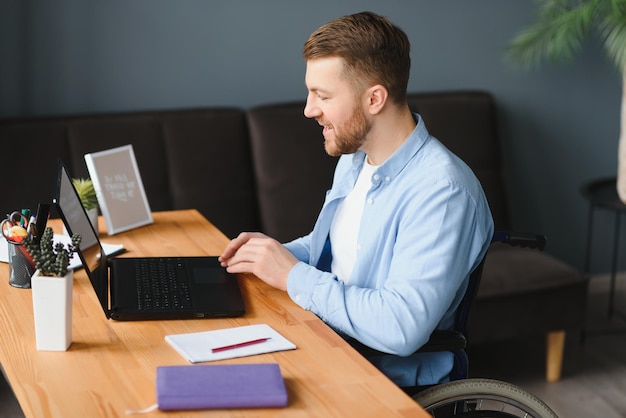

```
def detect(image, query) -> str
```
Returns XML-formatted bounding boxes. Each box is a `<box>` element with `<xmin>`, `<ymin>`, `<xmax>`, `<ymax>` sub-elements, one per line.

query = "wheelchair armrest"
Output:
<box><xmin>417</xmin><ymin>330</ymin><xmax>467</xmax><ymax>352</ymax></box>
<box><xmin>492</xmin><ymin>231</ymin><xmax>546</xmax><ymax>251</ymax></box>
<box><xmin>346</xmin><ymin>329</ymin><xmax>467</xmax><ymax>358</ymax></box>
<box><xmin>346</xmin><ymin>338</ymin><xmax>387</xmax><ymax>357</ymax></box>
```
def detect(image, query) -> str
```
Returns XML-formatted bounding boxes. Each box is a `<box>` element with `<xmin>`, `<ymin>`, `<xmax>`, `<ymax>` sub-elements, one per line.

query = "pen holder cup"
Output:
<box><xmin>7</xmin><ymin>240</ymin><xmax>35</xmax><ymax>288</ymax></box>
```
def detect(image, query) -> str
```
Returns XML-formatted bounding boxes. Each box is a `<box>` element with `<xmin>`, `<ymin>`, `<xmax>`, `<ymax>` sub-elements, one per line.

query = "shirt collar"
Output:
<box><xmin>350</xmin><ymin>113</ymin><xmax>429</xmax><ymax>183</ymax></box>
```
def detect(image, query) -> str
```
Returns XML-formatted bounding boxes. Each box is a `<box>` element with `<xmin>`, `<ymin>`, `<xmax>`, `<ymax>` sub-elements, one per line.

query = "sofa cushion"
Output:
<box><xmin>407</xmin><ymin>91</ymin><xmax>509</xmax><ymax>230</ymax></box>
<box><xmin>67</xmin><ymin>114</ymin><xmax>173</xmax><ymax>213</ymax></box>
<box><xmin>247</xmin><ymin>102</ymin><xmax>338</xmax><ymax>243</ymax></box>
<box><xmin>0</xmin><ymin>119</ymin><xmax>72</xmax><ymax>213</ymax></box>
<box><xmin>469</xmin><ymin>243</ymin><xmax>588</xmax><ymax>343</ymax></box>
<box><xmin>479</xmin><ymin>244</ymin><xmax>588</xmax><ymax>299</ymax></box>
<box><xmin>162</xmin><ymin>109</ymin><xmax>259</xmax><ymax>238</ymax></box>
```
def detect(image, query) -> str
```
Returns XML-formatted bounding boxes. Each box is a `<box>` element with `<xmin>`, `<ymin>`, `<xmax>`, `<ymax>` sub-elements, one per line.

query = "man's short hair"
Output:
<box><xmin>303</xmin><ymin>11</ymin><xmax>411</xmax><ymax>105</ymax></box>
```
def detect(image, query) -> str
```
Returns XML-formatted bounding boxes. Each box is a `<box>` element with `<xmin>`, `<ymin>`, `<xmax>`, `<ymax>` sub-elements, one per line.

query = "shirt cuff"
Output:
<box><xmin>286</xmin><ymin>261</ymin><xmax>314</xmax><ymax>309</ymax></box>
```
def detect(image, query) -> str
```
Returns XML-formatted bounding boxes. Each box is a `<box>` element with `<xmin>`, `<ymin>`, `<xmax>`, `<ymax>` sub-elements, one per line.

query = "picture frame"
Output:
<box><xmin>84</xmin><ymin>144</ymin><xmax>153</xmax><ymax>235</ymax></box>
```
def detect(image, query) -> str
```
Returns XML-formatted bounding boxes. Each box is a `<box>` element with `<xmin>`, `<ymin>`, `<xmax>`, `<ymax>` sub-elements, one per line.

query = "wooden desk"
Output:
<box><xmin>0</xmin><ymin>210</ymin><xmax>427</xmax><ymax>417</ymax></box>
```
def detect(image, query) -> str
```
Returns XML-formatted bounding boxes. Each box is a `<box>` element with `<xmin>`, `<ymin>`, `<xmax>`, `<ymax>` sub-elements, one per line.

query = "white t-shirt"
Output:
<box><xmin>330</xmin><ymin>159</ymin><xmax>378</xmax><ymax>283</ymax></box>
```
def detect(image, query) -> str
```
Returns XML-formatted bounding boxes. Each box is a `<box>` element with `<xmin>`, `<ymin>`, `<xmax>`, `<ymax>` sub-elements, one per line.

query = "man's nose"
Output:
<box><xmin>304</xmin><ymin>96</ymin><xmax>320</xmax><ymax>119</ymax></box>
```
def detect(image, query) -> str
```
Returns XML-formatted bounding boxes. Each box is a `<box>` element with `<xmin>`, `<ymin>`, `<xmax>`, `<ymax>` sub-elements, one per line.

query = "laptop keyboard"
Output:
<box><xmin>135</xmin><ymin>258</ymin><xmax>192</xmax><ymax>310</ymax></box>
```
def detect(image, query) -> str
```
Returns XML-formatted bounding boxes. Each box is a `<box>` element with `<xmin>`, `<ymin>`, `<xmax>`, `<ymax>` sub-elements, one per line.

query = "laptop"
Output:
<box><xmin>53</xmin><ymin>161</ymin><xmax>246</xmax><ymax>321</ymax></box>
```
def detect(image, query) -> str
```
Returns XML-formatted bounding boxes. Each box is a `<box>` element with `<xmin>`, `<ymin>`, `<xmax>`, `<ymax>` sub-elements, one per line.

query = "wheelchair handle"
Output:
<box><xmin>492</xmin><ymin>231</ymin><xmax>546</xmax><ymax>251</ymax></box>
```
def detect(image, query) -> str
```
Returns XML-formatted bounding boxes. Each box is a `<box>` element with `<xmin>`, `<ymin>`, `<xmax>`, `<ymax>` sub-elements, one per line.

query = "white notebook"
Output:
<box><xmin>165</xmin><ymin>324</ymin><xmax>296</xmax><ymax>363</ymax></box>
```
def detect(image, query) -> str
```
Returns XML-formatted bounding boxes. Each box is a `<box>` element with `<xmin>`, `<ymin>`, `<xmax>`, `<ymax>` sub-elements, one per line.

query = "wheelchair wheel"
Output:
<box><xmin>413</xmin><ymin>378</ymin><xmax>558</xmax><ymax>417</ymax></box>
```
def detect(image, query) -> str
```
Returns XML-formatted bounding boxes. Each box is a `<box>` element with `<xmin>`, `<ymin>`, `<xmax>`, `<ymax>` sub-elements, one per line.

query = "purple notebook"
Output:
<box><xmin>156</xmin><ymin>363</ymin><xmax>288</xmax><ymax>410</ymax></box>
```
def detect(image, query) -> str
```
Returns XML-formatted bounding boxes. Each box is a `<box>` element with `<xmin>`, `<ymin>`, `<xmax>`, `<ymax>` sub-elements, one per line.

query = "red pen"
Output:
<box><xmin>211</xmin><ymin>337</ymin><xmax>271</xmax><ymax>353</ymax></box>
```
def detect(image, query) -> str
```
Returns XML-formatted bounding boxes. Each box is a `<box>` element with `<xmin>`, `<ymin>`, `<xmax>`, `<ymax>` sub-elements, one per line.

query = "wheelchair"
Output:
<box><xmin>413</xmin><ymin>377</ymin><xmax>557</xmax><ymax>417</ymax></box>
<box><xmin>349</xmin><ymin>231</ymin><xmax>559</xmax><ymax>417</ymax></box>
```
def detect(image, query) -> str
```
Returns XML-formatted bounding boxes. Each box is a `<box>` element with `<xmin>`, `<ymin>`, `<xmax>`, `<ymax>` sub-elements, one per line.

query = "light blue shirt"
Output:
<box><xmin>285</xmin><ymin>114</ymin><xmax>494</xmax><ymax>386</ymax></box>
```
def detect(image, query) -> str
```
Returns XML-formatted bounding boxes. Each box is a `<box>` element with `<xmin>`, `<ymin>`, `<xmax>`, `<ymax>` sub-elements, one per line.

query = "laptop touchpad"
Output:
<box><xmin>192</xmin><ymin>267</ymin><xmax>228</xmax><ymax>284</ymax></box>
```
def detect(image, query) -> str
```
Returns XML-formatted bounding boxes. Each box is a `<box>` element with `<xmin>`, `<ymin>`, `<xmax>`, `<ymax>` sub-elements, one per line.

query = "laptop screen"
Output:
<box><xmin>55</xmin><ymin>161</ymin><xmax>109</xmax><ymax>312</ymax></box>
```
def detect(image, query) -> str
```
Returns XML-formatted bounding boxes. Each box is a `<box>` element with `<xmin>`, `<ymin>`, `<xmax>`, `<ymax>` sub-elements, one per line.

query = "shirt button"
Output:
<box><xmin>385</xmin><ymin>176</ymin><xmax>390</xmax><ymax>182</ymax></box>
<box><xmin>368</xmin><ymin>198</ymin><xmax>374</xmax><ymax>205</ymax></box>
<box><xmin>373</xmin><ymin>174</ymin><xmax>380</xmax><ymax>181</ymax></box>
<box><xmin>295</xmin><ymin>295</ymin><xmax>302</xmax><ymax>302</ymax></box>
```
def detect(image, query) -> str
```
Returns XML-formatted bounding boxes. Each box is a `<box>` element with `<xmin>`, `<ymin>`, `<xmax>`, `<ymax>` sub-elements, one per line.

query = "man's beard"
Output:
<box><xmin>324</xmin><ymin>106</ymin><xmax>371</xmax><ymax>156</ymax></box>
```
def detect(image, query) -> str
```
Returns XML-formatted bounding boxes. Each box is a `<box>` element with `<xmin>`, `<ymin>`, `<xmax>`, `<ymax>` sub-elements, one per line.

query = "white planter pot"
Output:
<box><xmin>31</xmin><ymin>269</ymin><xmax>73</xmax><ymax>351</ymax></box>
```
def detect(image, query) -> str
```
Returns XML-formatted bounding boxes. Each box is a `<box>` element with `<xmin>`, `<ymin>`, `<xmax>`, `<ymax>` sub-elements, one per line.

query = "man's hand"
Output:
<box><xmin>218</xmin><ymin>232</ymin><xmax>298</xmax><ymax>291</ymax></box>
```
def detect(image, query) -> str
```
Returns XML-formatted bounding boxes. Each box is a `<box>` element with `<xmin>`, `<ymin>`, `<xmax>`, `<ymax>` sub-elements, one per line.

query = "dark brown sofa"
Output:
<box><xmin>0</xmin><ymin>90</ymin><xmax>588</xmax><ymax>381</ymax></box>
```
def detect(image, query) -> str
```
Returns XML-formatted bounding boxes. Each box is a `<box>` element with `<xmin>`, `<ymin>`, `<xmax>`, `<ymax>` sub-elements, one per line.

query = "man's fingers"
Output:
<box><xmin>224</xmin><ymin>261</ymin><xmax>253</xmax><ymax>274</ymax></box>
<box><xmin>219</xmin><ymin>232</ymin><xmax>256</xmax><ymax>261</ymax></box>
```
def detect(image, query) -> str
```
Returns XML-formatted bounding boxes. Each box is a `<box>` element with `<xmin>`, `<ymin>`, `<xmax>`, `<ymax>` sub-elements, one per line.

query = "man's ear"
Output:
<box><xmin>365</xmin><ymin>85</ymin><xmax>388</xmax><ymax>115</ymax></box>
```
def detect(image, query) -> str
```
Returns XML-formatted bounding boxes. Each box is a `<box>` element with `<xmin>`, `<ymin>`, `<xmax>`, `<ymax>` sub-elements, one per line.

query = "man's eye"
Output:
<box><xmin>318</xmin><ymin>94</ymin><xmax>328</xmax><ymax>101</ymax></box>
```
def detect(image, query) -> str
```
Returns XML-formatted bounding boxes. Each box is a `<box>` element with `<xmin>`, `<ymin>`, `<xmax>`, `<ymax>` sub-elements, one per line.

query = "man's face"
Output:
<box><xmin>304</xmin><ymin>57</ymin><xmax>371</xmax><ymax>156</ymax></box>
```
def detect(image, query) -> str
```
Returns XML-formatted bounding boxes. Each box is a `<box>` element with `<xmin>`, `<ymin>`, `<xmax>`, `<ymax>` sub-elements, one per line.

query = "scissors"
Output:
<box><xmin>1</xmin><ymin>211</ymin><xmax>31</xmax><ymax>242</ymax></box>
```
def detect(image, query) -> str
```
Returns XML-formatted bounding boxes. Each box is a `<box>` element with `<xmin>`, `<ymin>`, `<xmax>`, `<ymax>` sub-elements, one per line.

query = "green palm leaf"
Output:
<box><xmin>600</xmin><ymin>6</ymin><xmax>626</xmax><ymax>71</ymax></box>
<box><xmin>507</xmin><ymin>0</ymin><xmax>599</xmax><ymax>68</ymax></box>
<box><xmin>507</xmin><ymin>0</ymin><xmax>626</xmax><ymax>204</ymax></box>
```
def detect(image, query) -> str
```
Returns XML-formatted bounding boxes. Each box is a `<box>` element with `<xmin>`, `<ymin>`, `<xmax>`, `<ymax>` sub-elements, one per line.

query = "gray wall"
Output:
<box><xmin>1</xmin><ymin>0</ymin><xmax>622</xmax><ymax>274</ymax></box>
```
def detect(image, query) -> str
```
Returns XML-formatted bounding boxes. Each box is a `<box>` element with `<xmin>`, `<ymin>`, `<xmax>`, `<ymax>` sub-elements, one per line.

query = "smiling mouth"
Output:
<box><xmin>318</xmin><ymin>121</ymin><xmax>332</xmax><ymax>136</ymax></box>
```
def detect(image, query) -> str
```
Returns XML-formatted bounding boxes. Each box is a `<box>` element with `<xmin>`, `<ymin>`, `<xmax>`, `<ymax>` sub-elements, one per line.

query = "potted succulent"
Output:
<box><xmin>72</xmin><ymin>178</ymin><xmax>98</xmax><ymax>211</ymax></box>
<box><xmin>506</xmin><ymin>0</ymin><xmax>626</xmax><ymax>202</ymax></box>
<box><xmin>72</xmin><ymin>177</ymin><xmax>99</xmax><ymax>235</ymax></box>
<box><xmin>22</xmin><ymin>227</ymin><xmax>81</xmax><ymax>351</ymax></box>
<box><xmin>23</xmin><ymin>227</ymin><xmax>81</xmax><ymax>277</ymax></box>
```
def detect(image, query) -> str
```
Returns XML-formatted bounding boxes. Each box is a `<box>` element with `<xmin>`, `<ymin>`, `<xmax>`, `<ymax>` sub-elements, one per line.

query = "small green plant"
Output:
<box><xmin>23</xmin><ymin>227</ymin><xmax>81</xmax><ymax>277</ymax></box>
<box><xmin>72</xmin><ymin>178</ymin><xmax>98</xmax><ymax>210</ymax></box>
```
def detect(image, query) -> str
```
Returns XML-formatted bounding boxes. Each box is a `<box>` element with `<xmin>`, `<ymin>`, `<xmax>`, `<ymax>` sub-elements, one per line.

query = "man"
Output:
<box><xmin>219</xmin><ymin>11</ymin><xmax>493</xmax><ymax>386</ymax></box>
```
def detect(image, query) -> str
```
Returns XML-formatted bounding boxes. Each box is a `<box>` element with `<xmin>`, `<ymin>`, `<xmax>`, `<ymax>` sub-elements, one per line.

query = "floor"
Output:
<box><xmin>1</xmin><ymin>273</ymin><xmax>625</xmax><ymax>417</ymax></box>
